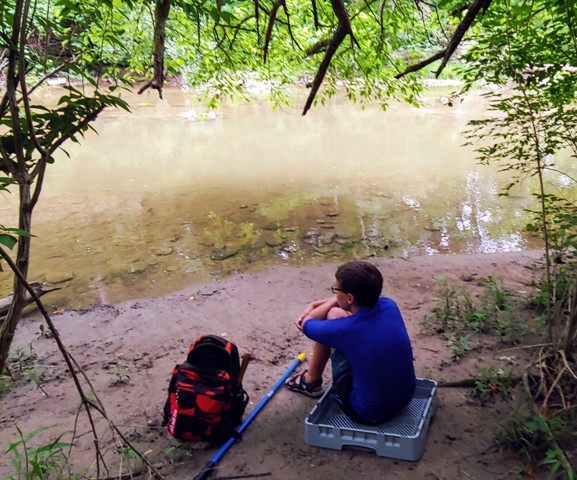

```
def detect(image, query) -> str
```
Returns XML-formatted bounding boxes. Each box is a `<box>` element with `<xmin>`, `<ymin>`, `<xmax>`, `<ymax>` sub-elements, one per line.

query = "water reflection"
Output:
<box><xmin>0</xmin><ymin>87</ymin><xmax>557</xmax><ymax>309</ymax></box>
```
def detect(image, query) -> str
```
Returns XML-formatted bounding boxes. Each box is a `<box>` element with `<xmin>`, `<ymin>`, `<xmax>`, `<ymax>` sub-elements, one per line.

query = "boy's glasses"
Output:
<box><xmin>331</xmin><ymin>286</ymin><xmax>347</xmax><ymax>294</ymax></box>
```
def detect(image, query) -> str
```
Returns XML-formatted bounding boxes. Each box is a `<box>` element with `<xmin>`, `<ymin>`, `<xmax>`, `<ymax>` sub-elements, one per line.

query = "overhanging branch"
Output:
<box><xmin>302</xmin><ymin>25</ymin><xmax>347</xmax><ymax>115</ymax></box>
<box><xmin>138</xmin><ymin>0</ymin><xmax>171</xmax><ymax>98</ymax></box>
<box><xmin>436</xmin><ymin>0</ymin><xmax>493</xmax><ymax>77</ymax></box>
<box><xmin>396</xmin><ymin>50</ymin><xmax>446</xmax><ymax>79</ymax></box>
<box><xmin>396</xmin><ymin>0</ymin><xmax>493</xmax><ymax>79</ymax></box>
<box><xmin>302</xmin><ymin>0</ymin><xmax>357</xmax><ymax>115</ymax></box>
<box><xmin>263</xmin><ymin>0</ymin><xmax>284</xmax><ymax>63</ymax></box>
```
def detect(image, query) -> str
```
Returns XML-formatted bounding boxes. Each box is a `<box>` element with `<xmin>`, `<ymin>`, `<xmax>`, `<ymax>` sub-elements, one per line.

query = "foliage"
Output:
<box><xmin>1</xmin><ymin>0</ymin><xmax>474</xmax><ymax>112</ymax></box>
<box><xmin>115</xmin><ymin>445</ymin><xmax>142</xmax><ymax>472</ymax></box>
<box><xmin>456</xmin><ymin>1</ymin><xmax>577</xmax><ymax>475</ymax></box>
<box><xmin>108</xmin><ymin>361</ymin><xmax>131</xmax><ymax>386</ymax></box>
<box><xmin>0</xmin><ymin>0</ymin><xmax>131</xmax><ymax>374</ymax></box>
<box><xmin>0</xmin><ymin>5</ymin><xmax>162</xmax><ymax>476</ymax></box>
<box><xmin>446</xmin><ymin>333</ymin><xmax>472</xmax><ymax>361</ymax></box>
<box><xmin>460</xmin><ymin>0</ymin><xmax>577</xmax><ymax>297</ymax></box>
<box><xmin>526</xmin><ymin>194</ymin><xmax>577</xmax><ymax>264</ymax></box>
<box><xmin>2</xmin><ymin>426</ymin><xmax>79</xmax><ymax>480</ymax></box>
<box><xmin>141</xmin><ymin>0</ymin><xmax>440</xmax><ymax>110</ymax></box>
<box><xmin>8</xmin><ymin>343</ymin><xmax>39</xmax><ymax>376</ymax></box>
<box><xmin>539</xmin><ymin>448</ymin><xmax>577</xmax><ymax>480</ymax></box>
<box><xmin>5</xmin><ymin>343</ymin><xmax>49</xmax><ymax>393</ymax></box>
<box><xmin>163</xmin><ymin>445</ymin><xmax>192</xmax><ymax>463</ymax></box>
<box><xmin>460</xmin><ymin>0</ymin><xmax>577</xmax><ymax>350</ymax></box>
<box><xmin>0</xmin><ymin>375</ymin><xmax>10</xmax><ymax>394</ymax></box>
<box><xmin>0</xmin><ymin>225</ymin><xmax>31</xmax><ymax>273</ymax></box>
<box><xmin>497</xmin><ymin>406</ymin><xmax>577</xmax><ymax>480</ymax></box>
<box><xmin>470</xmin><ymin>364</ymin><xmax>514</xmax><ymax>403</ymax></box>
<box><xmin>428</xmin><ymin>275</ymin><xmax>462</xmax><ymax>331</ymax></box>
<box><xmin>426</xmin><ymin>274</ymin><xmax>527</xmax><ymax>361</ymax></box>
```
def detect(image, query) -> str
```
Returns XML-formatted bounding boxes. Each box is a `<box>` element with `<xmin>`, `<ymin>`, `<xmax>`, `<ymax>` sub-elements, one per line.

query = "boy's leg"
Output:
<box><xmin>330</xmin><ymin>351</ymin><xmax>381</xmax><ymax>425</ymax></box>
<box><xmin>286</xmin><ymin>306</ymin><xmax>349</xmax><ymax>397</ymax></box>
<box><xmin>329</xmin><ymin>351</ymin><xmax>376</xmax><ymax>424</ymax></box>
<box><xmin>303</xmin><ymin>305</ymin><xmax>349</xmax><ymax>384</ymax></box>
<box><xmin>330</xmin><ymin>349</ymin><xmax>351</xmax><ymax>385</ymax></box>
<box><xmin>285</xmin><ymin>340</ymin><xmax>331</xmax><ymax>397</ymax></box>
<box><xmin>303</xmin><ymin>342</ymin><xmax>331</xmax><ymax>383</ymax></box>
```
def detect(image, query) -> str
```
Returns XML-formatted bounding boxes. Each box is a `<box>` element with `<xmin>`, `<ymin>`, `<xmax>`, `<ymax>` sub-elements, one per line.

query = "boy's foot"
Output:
<box><xmin>285</xmin><ymin>370</ymin><xmax>324</xmax><ymax>398</ymax></box>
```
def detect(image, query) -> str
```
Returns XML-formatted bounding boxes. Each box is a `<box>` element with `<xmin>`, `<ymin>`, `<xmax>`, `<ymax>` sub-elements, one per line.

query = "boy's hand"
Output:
<box><xmin>295</xmin><ymin>316</ymin><xmax>305</xmax><ymax>331</ymax></box>
<box><xmin>294</xmin><ymin>297</ymin><xmax>337</xmax><ymax>331</ymax></box>
<box><xmin>295</xmin><ymin>299</ymin><xmax>324</xmax><ymax>330</ymax></box>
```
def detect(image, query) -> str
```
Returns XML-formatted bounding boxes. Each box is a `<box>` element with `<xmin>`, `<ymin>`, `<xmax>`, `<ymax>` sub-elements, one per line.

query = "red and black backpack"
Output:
<box><xmin>162</xmin><ymin>335</ymin><xmax>249</xmax><ymax>442</ymax></box>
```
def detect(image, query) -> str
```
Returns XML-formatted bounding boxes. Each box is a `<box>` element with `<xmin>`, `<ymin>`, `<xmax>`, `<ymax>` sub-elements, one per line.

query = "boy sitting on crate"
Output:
<box><xmin>286</xmin><ymin>260</ymin><xmax>416</xmax><ymax>424</ymax></box>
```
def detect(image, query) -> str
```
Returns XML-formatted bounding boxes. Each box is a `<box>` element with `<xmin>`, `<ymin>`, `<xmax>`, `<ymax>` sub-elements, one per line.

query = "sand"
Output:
<box><xmin>0</xmin><ymin>250</ymin><xmax>545</xmax><ymax>479</ymax></box>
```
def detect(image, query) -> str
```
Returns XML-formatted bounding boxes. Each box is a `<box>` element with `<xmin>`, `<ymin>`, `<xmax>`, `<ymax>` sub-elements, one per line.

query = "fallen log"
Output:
<box><xmin>0</xmin><ymin>282</ymin><xmax>61</xmax><ymax>319</ymax></box>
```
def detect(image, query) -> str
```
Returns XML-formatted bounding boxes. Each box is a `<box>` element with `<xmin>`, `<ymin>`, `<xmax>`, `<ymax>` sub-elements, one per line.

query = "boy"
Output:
<box><xmin>286</xmin><ymin>261</ymin><xmax>416</xmax><ymax>424</ymax></box>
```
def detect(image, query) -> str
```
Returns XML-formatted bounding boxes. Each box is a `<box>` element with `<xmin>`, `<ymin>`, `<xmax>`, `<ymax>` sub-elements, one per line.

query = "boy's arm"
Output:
<box><xmin>295</xmin><ymin>297</ymin><xmax>338</xmax><ymax>331</ymax></box>
<box><xmin>296</xmin><ymin>297</ymin><xmax>333</xmax><ymax>322</ymax></box>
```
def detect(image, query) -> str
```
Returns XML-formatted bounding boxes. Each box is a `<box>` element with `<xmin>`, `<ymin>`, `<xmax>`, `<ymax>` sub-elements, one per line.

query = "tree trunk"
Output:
<box><xmin>137</xmin><ymin>0</ymin><xmax>171</xmax><ymax>97</ymax></box>
<box><xmin>0</xmin><ymin>182</ymin><xmax>32</xmax><ymax>373</ymax></box>
<box><xmin>0</xmin><ymin>0</ymin><xmax>33</xmax><ymax>374</ymax></box>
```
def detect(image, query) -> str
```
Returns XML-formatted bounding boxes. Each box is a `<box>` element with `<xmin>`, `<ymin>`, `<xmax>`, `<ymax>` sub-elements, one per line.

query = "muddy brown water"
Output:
<box><xmin>2</xmin><ymin>86</ymin><xmax>567</xmax><ymax>310</ymax></box>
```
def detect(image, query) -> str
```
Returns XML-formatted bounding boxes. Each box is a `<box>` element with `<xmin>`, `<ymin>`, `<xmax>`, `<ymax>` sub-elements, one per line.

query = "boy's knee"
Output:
<box><xmin>327</xmin><ymin>306</ymin><xmax>349</xmax><ymax>320</ymax></box>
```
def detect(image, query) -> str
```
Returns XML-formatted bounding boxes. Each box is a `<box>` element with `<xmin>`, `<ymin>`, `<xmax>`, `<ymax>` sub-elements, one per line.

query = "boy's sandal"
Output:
<box><xmin>285</xmin><ymin>370</ymin><xmax>324</xmax><ymax>398</ymax></box>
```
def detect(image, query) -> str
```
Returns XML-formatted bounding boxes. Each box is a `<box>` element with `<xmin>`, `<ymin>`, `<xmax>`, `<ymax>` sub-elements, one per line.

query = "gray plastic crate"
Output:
<box><xmin>304</xmin><ymin>378</ymin><xmax>437</xmax><ymax>461</ymax></box>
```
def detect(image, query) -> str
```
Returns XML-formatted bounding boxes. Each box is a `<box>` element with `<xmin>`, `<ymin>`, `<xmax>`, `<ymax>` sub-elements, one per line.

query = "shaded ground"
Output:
<box><xmin>0</xmin><ymin>251</ymin><xmax>544</xmax><ymax>479</ymax></box>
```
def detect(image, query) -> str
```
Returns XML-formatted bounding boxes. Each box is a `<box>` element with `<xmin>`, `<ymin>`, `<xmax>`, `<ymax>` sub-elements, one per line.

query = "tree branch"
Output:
<box><xmin>305</xmin><ymin>37</ymin><xmax>332</xmax><ymax>56</ymax></box>
<box><xmin>263</xmin><ymin>0</ymin><xmax>284</xmax><ymax>63</ymax></box>
<box><xmin>138</xmin><ymin>0</ymin><xmax>171</xmax><ymax>98</ymax></box>
<box><xmin>282</xmin><ymin>1</ymin><xmax>301</xmax><ymax>52</ymax></box>
<box><xmin>302</xmin><ymin>25</ymin><xmax>347</xmax><ymax>115</ymax></box>
<box><xmin>254</xmin><ymin>0</ymin><xmax>261</xmax><ymax>44</ymax></box>
<box><xmin>331</xmin><ymin>0</ymin><xmax>359</xmax><ymax>48</ymax></box>
<box><xmin>215</xmin><ymin>15</ymin><xmax>256</xmax><ymax>52</ymax></box>
<box><xmin>396</xmin><ymin>50</ymin><xmax>446</xmax><ymax>79</ymax></box>
<box><xmin>301</xmin><ymin>0</ymin><xmax>359</xmax><ymax>115</ymax></box>
<box><xmin>396</xmin><ymin>0</ymin><xmax>493</xmax><ymax>79</ymax></box>
<box><xmin>311</xmin><ymin>0</ymin><xmax>319</xmax><ymax>28</ymax></box>
<box><xmin>436</xmin><ymin>0</ymin><xmax>493</xmax><ymax>77</ymax></box>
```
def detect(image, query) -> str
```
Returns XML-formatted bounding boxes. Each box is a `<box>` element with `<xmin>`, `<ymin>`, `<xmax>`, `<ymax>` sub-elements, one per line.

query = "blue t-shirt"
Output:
<box><xmin>303</xmin><ymin>297</ymin><xmax>416</xmax><ymax>422</ymax></box>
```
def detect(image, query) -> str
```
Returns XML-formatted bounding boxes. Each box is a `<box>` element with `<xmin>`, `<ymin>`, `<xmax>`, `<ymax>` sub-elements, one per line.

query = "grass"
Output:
<box><xmin>425</xmin><ymin>274</ymin><xmax>534</xmax><ymax>363</ymax></box>
<box><xmin>2</xmin><ymin>426</ymin><xmax>80</xmax><ymax>480</ymax></box>
<box><xmin>425</xmin><ymin>270</ymin><xmax>577</xmax><ymax>479</ymax></box>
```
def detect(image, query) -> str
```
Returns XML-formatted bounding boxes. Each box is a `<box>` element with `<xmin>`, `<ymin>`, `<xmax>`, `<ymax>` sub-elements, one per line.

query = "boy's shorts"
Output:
<box><xmin>330</xmin><ymin>350</ymin><xmax>379</xmax><ymax>425</ymax></box>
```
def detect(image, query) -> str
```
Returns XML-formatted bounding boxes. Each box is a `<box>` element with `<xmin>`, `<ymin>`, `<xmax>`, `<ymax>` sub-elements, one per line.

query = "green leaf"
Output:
<box><xmin>0</xmin><ymin>234</ymin><xmax>17</xmax><ymax>250</ymax></box>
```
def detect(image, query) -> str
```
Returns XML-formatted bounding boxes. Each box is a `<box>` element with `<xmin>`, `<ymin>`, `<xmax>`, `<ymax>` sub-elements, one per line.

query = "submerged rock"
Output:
<box><xmin>154</xmin><ymin>247</ymin><xmax>174</xmax><ymax>256</ymax></box>
<box><xmin>211</xmin><ymin>247</ymin><xmax>238</xmax><ymax>261</ymax></box>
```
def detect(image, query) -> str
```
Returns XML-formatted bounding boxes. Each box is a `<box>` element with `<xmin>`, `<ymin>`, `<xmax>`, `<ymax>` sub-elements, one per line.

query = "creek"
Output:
<box><xmin>1</xmin><ymin>86</ymin><xmax>566</xmax><ymax>309</ymax></box>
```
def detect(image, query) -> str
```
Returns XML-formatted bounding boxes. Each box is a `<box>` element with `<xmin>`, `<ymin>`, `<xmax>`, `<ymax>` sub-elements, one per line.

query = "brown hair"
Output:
<box><xmin>335</xmin><ymin>261</ymin><xmax>383</xmax><ymax>308</ymax></box>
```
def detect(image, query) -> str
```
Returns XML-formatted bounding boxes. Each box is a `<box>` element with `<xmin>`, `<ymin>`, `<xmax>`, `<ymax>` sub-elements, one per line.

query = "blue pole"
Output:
<box><xmin>193</xmin><ymin>352</ymin><xmax>306</xmax><ymax>480</ymax></box>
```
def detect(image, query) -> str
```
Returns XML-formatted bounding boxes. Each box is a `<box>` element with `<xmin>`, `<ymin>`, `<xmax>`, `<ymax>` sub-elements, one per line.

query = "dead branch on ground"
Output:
<box><xmin>0</xmin><ymin>282</ymin><xmax>60</xmax><ymax>319</ymax></box>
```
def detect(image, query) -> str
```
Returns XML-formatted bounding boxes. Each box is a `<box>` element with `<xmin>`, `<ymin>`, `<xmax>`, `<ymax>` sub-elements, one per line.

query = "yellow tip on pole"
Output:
<box><xmin>297</xmin><ymin>352</ymin><xmax>306</xmax><ymax>362</ymax></box>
